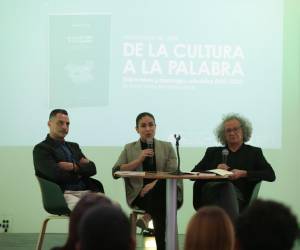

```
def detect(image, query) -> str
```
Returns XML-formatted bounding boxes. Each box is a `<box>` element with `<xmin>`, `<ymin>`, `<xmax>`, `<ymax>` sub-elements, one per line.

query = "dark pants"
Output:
<box><xmin>85</xmin><ymin>178</ymin><xmax>105</xmax><ymax>193</ymax></box>
<box><xmin>132</xmin><ymin>180</ymin><xmax>166</xmax><ymax>250</ymax></box>
<box><xmin>193</xmin><ymin>181</ymin><xmax>244</xmax><ymax>221</ymax></box>
<box><xmin>61</xmin><ymin>178</ymin><xmax>105</xmax><ymax>193</ymax></box>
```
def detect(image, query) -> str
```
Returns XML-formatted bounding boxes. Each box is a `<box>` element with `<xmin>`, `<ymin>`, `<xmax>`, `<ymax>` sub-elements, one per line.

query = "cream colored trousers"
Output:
<box><xmin>63</xmin><ymin>190</ymin><xmax>91</xmax><ymax>210</ymax></box>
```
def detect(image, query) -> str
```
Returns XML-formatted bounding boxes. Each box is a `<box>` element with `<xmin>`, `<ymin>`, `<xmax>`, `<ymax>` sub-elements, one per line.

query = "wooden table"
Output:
<box><xmin>115</xmin><ymin>171</ymin><xmax>227</xmax><ymax>250</ymax></box>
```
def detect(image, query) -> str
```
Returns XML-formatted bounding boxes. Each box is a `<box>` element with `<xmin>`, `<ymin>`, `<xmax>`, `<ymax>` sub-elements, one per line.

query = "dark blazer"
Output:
<box><xmin>192</xmin><ymin>144</ymin><xmax>275</xmax><ymax>210</ymax></box>
<box><xmin>33</xmin><ymin>134</ymin><xmax>103</xmax><ymax>192</ymax></box>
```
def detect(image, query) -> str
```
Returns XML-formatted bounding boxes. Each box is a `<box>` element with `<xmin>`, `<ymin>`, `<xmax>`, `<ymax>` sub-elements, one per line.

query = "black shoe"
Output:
<box><xmin>142</xmin><ymin>228</ymin><xmax>155</xmax><ymax>237</ymax></box>
<box><xmin>136</xmin><ymin>218</ymin><xmax>147</xmax><ymax>232</ymax></box>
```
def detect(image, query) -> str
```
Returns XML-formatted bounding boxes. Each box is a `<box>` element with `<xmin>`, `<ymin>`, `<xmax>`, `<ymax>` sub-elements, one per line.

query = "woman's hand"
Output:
<box><xmin>138</xmin><ymin>149</ymin><xmax>154</xmax><ymax>162</ymax></box>
<box><xmin>140</xmin><ymin>180</ymin><xmax>157</xmax><ymax>197</ymax></box>
<box><xmin>119</xmin><ymin>149</ymin><xmax>154</xmax><ymax>171</ymax></box>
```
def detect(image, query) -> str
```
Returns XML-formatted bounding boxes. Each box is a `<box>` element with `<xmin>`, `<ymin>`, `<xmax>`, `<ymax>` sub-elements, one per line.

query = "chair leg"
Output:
<box><xmin>36</xmin><ymin>218</ymin><xmax>50</xmax><ymax>250</ymax></box>
<box><xmin>130</xmin><ymin>212</ymin><xmax>138</xmax><ymax>240</ymax></box>
<box><xmin>176</xmin><ymin>222</ymin><xmax>179</xmax><ymax>250</ymax></box>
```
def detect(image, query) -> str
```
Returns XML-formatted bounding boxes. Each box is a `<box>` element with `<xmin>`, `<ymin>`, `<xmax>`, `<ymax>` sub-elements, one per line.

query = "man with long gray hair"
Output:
<box><xmin>191</xmin><ymin>113</ymin><xmax>275</xmax><ymax>220</ymax></box>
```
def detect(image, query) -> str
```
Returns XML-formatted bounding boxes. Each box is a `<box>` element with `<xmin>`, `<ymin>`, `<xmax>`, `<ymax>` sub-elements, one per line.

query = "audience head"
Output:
<box><xmin>48</xmin><ymin>109</ymin><xmax>70</xmax><ymax>140</ymax></box>
<box><xmin>63</xmin><ymin>193</ymin><xmax>113</xmax><ymax>250</ymax></box>
<box><xmin>236</xmin><ymin>199</ymin><xmax>299</xmax><ymax>250</ymax></box>
<box><xmin>215</xmin><ymin>113</ymin><xmax>252</xmax><ymax>146</ymax></box>
<box><xmin>78</xmin><ymin>205</ymin><xmax>134</xmax><ymax>250</ymax></box>
<box><xmin>184</xmin><ymin>206</ymin><xmax>235</xmax><ymax>250</ymax></box>
<box><xmin>135</xmin><ymin>112</ymin><xmax>156</xmax><ymax>142</ymax></box>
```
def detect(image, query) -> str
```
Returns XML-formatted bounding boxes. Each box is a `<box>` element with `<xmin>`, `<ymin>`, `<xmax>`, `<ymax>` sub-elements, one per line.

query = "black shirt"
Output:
<box><xmin>140</xmin><ymin>140</ymin><xmax>156</xmax><ymax>185</ymax></box>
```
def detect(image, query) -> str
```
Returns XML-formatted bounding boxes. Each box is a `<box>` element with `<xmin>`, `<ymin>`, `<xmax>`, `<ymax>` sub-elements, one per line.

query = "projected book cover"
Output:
<box><xmin>49</xmin><ymin>14</ymin><xmax>110</xmax><ymax>108</ymax></box>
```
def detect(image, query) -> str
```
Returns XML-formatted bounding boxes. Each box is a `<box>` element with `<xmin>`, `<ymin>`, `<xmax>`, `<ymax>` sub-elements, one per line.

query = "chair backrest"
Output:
<box><xmin>248</xmin><ymin>181</ymin><xmax>261</xmax><ymax>206</ymax></box>
<box><xmin>36</xmin><ymin>176</ymin><xmax>71</xmax><ymax>216</ymax></box>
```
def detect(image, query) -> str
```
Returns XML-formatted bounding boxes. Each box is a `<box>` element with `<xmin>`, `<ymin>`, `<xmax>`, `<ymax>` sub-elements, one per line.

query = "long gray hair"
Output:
<box><xmin>215</xmin><ymin>113</ymin><xmax>252</xmax><ymax>145</ymax></box>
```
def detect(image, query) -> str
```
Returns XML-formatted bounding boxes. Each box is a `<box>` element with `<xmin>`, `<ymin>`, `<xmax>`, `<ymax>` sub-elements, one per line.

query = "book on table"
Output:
<box><xmin>205</xmin><ymin>169</ymin><xmax>233</xmax><ymax>176</ymax></box>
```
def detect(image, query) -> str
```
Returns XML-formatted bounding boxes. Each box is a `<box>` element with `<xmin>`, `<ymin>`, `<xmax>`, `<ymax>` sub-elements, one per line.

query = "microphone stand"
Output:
<box><xmin>170</xmin><ymin>134</ymin><xmax>184</xmax><ymax>175</ymax></box>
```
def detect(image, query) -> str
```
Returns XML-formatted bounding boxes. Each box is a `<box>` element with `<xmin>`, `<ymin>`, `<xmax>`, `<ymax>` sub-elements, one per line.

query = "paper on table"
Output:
<box><xmin>115</xmin><ymin>171</ymin><xmax>145</xmax><ymax>177</ymax></box>
<box><xmin>186</xmin><ymin>172</ymin><xmax>217</xmax><ymax>177</ymax></box>
<box><xmin>206</xmin><ymin>169</ymin><xmax>233</xmax><ymax>176</ymax></box>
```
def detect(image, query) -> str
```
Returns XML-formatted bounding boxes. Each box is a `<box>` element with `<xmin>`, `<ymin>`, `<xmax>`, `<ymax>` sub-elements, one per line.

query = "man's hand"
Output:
<box><xmin>229</xmin><ymin>169</ymin><xmax>247</xmax><ymax>180</ymax></box>
<box><xmin>79</xmin><ymin>157</ymin><xmax>89</xmax><ymax>164</ymax></box>
<box><xmin>58</xmin><ymin>162</ymin><xmax>74</xmax><ymax>171</ymax></box>
<box><xmin>217</xmin><ymin>163</ymin><xmax>230</xmax><ymax>170</ymax></box>
<box><xmin>140</xmin><ymin>180</ymin><xmax>157</xmax><ymax>197</ymax></box>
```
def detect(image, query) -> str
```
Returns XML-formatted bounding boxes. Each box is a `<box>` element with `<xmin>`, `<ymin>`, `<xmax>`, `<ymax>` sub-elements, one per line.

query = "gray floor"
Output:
<box><xmin>0</xmin><ymin>233</ymin><xmax>183</xmax><ymax>250</ymax></box>
<box><xmin>0</xmin><ymin>233</ymin><xmax>299</xmax><ymax>250</ymax></box>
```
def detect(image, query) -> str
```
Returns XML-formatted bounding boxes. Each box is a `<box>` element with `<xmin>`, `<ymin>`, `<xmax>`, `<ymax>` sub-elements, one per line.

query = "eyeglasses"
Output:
<box><xmin>225</xmin><ymin>126</ymin><xmax>241</xmax><ymax>134</ymax></box>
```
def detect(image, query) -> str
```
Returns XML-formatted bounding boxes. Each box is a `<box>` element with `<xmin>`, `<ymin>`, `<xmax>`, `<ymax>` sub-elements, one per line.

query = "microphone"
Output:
<box><xmin>222</xmin><ymin>148</ymin><xmax>229</xmax><ymax>164</ymax></box>
<box><xmin>146</xmin><ymin>138</ymin><xmax>154</xmax><ymax>165</ymax></box>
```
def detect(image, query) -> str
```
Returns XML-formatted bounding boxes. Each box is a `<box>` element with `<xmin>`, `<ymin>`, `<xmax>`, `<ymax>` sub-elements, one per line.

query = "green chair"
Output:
<box><xmin>36</xmin><ymin>176</ymin><xmax>71</xmax><ymax>250</ymax></box>
<box><xmin>248</xmin><ymin>181</ymin><xmax>261</xmax><ymax>206</ymax></box>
